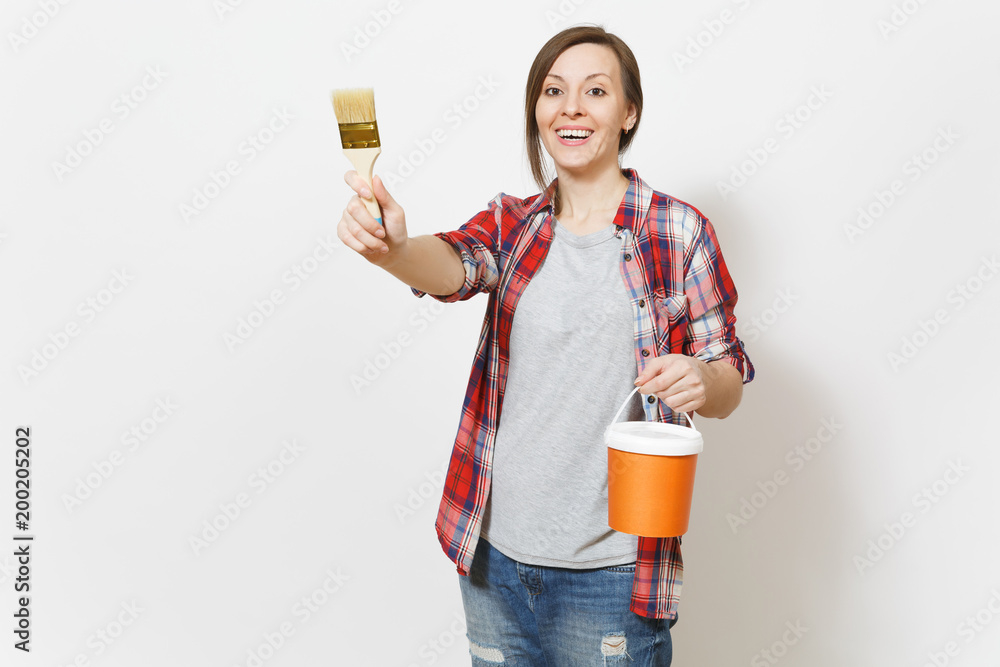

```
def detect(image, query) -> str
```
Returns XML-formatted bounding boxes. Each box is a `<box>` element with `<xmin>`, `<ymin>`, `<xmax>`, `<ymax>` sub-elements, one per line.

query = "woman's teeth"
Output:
<box><xmin>556</xmin><ymin>129</ymin><xmax>593</xmax><ymax>140</ymax></box>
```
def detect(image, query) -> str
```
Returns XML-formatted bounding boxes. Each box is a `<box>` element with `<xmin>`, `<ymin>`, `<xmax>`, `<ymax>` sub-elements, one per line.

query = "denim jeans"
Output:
<box><xmin>457</xmin><ymin>537</ymin><xmax>676</xmax><ymax>666</ymax></box>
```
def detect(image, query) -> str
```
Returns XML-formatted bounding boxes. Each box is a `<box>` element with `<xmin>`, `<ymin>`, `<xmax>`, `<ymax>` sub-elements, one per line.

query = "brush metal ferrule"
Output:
<box><xmin>338</xmin><ymin>121</ymin><xmax>381</xmax><ymax>149</ymax></box>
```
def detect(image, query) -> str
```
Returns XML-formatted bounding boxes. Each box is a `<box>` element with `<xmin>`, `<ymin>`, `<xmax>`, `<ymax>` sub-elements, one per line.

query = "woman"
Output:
<box><xmin>338</xmin><ymin>25</ymin><xmax>754</xmax><ymax>667</ymax></box>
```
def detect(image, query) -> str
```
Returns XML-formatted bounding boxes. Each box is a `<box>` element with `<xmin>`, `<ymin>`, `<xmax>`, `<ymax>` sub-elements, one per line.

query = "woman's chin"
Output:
<box><xmin>550</xmin><ymin>155</ymin><xmax>617</xmax><ymax>177</ymax></box>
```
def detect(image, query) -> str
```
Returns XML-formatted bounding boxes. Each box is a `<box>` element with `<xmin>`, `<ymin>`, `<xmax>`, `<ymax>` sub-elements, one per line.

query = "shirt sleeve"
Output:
<box><xmin>681</xmin><ymin>214</ymin><xmax>755</xmax><ymax>384</ymax></box>
<box><xmin>410</xmin><ymin>195</ymin><xmax>503</xmax><ymax>303</ymax></box>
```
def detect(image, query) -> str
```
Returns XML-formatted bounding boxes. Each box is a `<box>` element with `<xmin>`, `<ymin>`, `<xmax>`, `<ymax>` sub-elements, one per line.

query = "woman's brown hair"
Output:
<box><xmin>524</xmin><ymin>25</ymin><xmax>643</xmax><ymax>201</ymax></box>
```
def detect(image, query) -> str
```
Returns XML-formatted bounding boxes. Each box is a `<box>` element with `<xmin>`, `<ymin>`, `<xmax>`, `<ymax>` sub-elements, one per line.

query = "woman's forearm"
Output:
<box><xmin>380</xmin><ymin>234</ymin><xmax>466</xmax><ymax>297</ymax></box>
<box><xmin>696</xmin><ymin>359</ymin><xmax>744</xmax><ymax>419</ymax></box>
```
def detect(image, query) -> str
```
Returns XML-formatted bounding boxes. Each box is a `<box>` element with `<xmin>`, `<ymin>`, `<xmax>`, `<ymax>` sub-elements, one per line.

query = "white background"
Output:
<box><xmin>2</xmin><ymin>0</ymin><xmax>999</xmax><ymax>665</ymax></box>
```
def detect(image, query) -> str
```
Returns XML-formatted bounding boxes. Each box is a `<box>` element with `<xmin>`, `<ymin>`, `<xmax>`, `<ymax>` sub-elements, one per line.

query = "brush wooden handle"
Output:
<box><xmin>343</xmin><ymin>146</ymin><xmax>382</xmax><ymax>225</ymax></box>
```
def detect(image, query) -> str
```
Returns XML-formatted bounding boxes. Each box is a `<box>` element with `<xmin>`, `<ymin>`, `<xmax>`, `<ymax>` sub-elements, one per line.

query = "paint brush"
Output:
<box><xmin>331</xmin><ymin>87</ymin><xmax>383</xmax><ymax>226</ymax></box>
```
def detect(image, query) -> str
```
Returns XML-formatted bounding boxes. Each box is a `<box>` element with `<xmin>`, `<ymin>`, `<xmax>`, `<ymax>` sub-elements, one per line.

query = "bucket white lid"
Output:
<box><xmin>605</xmin><ymin>421</ymin><xmax>704</xmax><ymax>456</ymax></box>
<box><xmin>604</xmin><ymin>386</ymin><xmax>704</xmax><ymax>456</ymax></box>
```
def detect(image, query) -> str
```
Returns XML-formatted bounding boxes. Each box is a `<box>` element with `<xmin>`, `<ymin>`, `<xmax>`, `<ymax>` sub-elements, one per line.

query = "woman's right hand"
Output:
<box><xmin>338</xmin><ymin>171</ymin><xmax>409</xmax><ymax>266</ymax></box>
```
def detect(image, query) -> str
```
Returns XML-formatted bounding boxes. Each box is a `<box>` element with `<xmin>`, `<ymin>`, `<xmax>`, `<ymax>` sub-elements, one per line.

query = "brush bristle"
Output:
<box><xmin>331</xmin><ymin>88</ymin><xmax>376</xmax><ymax>125</ymax></box>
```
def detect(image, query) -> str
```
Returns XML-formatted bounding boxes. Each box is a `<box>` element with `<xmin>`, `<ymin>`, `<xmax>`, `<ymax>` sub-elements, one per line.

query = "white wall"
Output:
<box><xmin>2</xmin><ymin>0</ymin><xmax>998</xmax><ymax>664</ymax></box>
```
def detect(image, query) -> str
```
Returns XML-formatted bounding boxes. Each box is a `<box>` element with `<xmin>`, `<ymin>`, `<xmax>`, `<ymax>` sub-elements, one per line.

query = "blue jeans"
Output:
<box><xmin>457</xmin><ymin>537</ymin><xmax>675</xmax><ymax>666</ymax></box>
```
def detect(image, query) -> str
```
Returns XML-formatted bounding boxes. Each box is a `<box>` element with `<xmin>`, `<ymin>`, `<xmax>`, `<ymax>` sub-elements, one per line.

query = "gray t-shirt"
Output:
<box><xmin>480</xmin><ymin>217</ymin><xmax>644</xmax><ymax>568</ymax></box>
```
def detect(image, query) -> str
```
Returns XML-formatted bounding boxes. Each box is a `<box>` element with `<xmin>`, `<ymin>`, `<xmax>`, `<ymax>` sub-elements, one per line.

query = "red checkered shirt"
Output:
<box><xmin>411</xmin><ymin>168</ymin><xmax>755</xmax><ymax>619</ymax></box>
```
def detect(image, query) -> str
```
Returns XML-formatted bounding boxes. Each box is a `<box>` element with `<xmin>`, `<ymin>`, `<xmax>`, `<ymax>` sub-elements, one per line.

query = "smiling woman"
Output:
<box><xmin>525</xmin><ymin>30</ymin><xmax>642</xmax><ymax>232</ymax></box>
<box><xmin>530</xmin><ymin>43</ymin><xmax>636</xmax><ymax>236</ymax></box>
<box><xmin>337</xmin><ymin>23</ymin><xmax>755</xmax><ymax>667</ymax></box>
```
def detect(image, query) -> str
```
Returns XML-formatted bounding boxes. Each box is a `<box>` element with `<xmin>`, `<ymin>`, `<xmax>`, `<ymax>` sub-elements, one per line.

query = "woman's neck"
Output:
<box><xmin>553</xmin><ymin>163</ymin><xmax>630</xmax><ymax>232</ymax></box>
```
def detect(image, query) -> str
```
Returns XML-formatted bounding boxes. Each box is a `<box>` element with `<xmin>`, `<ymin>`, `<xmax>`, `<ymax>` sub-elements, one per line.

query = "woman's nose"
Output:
<box><xmin>561</xmin><ymin>89</ymin><xmax>583</xmax><ymax>116</ymax></box>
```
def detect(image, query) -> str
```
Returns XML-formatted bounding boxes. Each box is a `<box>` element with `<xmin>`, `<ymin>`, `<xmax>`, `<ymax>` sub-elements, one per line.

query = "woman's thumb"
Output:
<box><xmin>371</xmin><ymin>174</ymin><xmax>398</xmax><ymax>211</ymax></box>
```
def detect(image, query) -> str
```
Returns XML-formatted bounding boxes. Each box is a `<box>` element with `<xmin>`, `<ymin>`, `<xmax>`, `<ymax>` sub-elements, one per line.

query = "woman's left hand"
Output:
<box><xmin>633</xmin><ymin>354</ymin><xmax>708</xmax><ymax>414</ymax></box>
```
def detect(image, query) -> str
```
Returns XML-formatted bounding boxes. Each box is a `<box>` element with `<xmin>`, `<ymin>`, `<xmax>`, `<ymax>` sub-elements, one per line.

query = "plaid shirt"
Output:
<box><xmin>411</xmin><ymin>168</ymin><xmax>755</xmax><ymax>619</ymax></box>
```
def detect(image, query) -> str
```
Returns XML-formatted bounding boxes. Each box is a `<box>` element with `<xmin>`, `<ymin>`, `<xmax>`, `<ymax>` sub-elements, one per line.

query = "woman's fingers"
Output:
<box><xmin>371</xmin><ymin>174</ymin><xmax>397</xmax><ymax>212</ymax></box>
<box><xmin>345</xmin><ymin>171</ymin><xmax>400</xmax><ymax>228</ymax></box>
<box><xmin>338</xmin><ymin>227</ymin><xmax>370</xmax><ymax>255</ymax></box>
<box><xmin>341</xmin><ymin>170</ymin><xmax>399</xmax><ymax>260</ymax></box>
<box><xmin>340</xmin><ymin>227</ymin><xmax>386</xmax><ymax>256</ymax></box>
<box><xmin>339</xmin><ymin>206</ymin><xmax>387</xmax><ymax>255</ymax></box>
<box><xmin>344</xmin><ymin>169</ymin><xmax>374</xmax><ymax>201</ymax></box>
<box><xmin>348</xmin><ymin>195</ymin><xmax>385</xmax><ymax>240</ymax></box>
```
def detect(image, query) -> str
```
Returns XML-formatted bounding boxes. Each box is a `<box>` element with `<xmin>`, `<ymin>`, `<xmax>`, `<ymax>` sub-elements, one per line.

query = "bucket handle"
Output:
<box><xmin>610</xmin><ymin>386</ymin><xmax>699</xmax><ymax>432</ymax></box>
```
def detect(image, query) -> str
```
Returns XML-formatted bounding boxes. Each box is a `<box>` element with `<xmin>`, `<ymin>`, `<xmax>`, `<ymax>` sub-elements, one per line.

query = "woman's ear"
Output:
<box><xmin>625</xmin><ymin>102</ymin><xmax>638</xmax><ymax>130</ymax></box>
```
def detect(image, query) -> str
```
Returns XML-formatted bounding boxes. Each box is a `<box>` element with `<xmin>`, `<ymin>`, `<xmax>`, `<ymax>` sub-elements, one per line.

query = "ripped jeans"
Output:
<box><xmin>457</xmin><ymin>537</ymin><xmax>676</xmax><ymax>666</ymax></box>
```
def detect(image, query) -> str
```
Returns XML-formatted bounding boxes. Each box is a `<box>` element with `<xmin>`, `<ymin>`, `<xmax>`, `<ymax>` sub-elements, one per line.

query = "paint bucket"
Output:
<box><xmin>604</xmin><ymin>386</ymin><xmax>703</xmax><ymax>537</ymax></box>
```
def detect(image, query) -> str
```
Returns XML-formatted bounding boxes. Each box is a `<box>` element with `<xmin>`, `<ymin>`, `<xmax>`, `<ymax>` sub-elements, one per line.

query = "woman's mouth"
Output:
<box><xmin>555</xmin><ymin>128</ymin><xmax>594</xmax><ymax>146</ymax></box>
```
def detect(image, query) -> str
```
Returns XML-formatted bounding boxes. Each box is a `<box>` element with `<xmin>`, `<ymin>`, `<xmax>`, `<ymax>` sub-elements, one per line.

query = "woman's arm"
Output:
<box><xmin>338</xmin><ymin>171</ymin><xmax>466</xmax><ymax>297</ymax></box>
<box><xmin>633</xmin><ymin>354</ymin><xmax>744</xmax><ymax>419</ymax></box>
<box><xmin>381</xmin><ymin>234</ymin><xmax>466</xmax><ymax>297</ymax></box>
<box><xmin>696</xmin><ymin>358</ymin><xmax>744</xmax><ymax>419</ymax></box>
<box><xmin>635</xmin><ymin>208</ymin><xmax>754</xmax><ymax>419</ymax></box>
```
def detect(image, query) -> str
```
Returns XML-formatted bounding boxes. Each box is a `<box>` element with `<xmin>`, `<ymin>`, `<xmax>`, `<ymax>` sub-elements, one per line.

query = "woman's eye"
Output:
<box><xmin>542</xmin><ymin>86</ymin><xmax>606</xmax><ymax>96</ymax></box>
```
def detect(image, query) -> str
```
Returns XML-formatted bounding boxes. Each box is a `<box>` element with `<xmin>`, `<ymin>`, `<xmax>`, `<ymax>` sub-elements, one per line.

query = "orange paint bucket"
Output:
<box><xmin>604</xmin><ymin>387</ymin><xmax>704</xmax><ymax>537</ymax></box>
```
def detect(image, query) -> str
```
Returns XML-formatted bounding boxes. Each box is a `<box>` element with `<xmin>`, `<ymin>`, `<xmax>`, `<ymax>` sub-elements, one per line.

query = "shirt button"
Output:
<box><xmin>638</xmin><ymin>299</ymin><xmax>645</xmax><ymax>308</ymax></box>
<box><xmin>624</xmin><ymin>253</ymin><xmax>632</xmax><ymax>261</ymax></box>
<box><xmin>647</xmin><ymin>395</ymin><xmax>656</xmax><ymax>404</ymax></box>
<box><xmin>641</xmin><ymin>349</ymin><xmax>649</xmax><ymax>357</ymax></box>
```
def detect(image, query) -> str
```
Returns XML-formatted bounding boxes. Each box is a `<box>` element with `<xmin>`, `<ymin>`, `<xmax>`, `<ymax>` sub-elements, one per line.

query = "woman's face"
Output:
<box><xmin>535</xmin><ymin>43</ymin><xmax>636</xmax><ymax>178</ymax></box>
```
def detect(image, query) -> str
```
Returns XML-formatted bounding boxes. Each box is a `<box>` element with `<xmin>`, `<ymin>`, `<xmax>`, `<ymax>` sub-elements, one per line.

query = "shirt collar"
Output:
<box><xmin>524</xmin><ymin>168</ymin><xmax>650</xmax><ymax>236</ymax></box>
